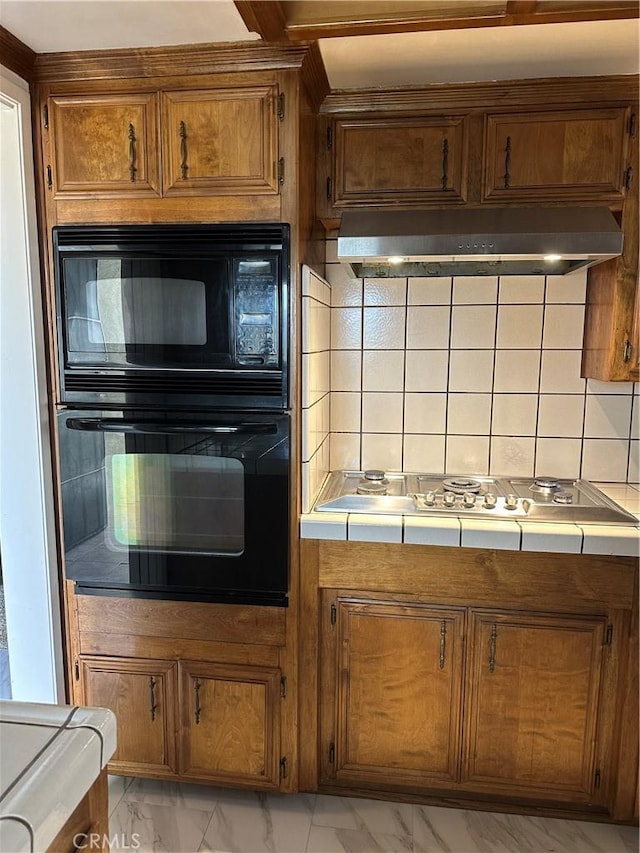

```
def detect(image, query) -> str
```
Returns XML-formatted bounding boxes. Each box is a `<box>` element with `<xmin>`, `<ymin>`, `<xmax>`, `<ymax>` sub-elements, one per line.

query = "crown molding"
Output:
<box><xmin>1</xmin><ymin>26</ymin><xmax>36</xmax><ymax>83</ymax></box>
<box><xmin>320</xmin><ymin>75</ymin><xmax>640</xmax><ymax>114</ymax></box>
<box><xmin>33</xmin><ymin>40</ymin><xmax>316</xmax><ymax>83</ymax></box>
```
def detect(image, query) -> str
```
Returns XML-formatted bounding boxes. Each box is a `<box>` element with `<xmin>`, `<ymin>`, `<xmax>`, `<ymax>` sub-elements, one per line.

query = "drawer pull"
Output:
<box><xmin>194</xmin><ymin>678</ymin><xmax>202</xmax><ymax>724</ymax></box>
<box><xmin>439</xmin><ymin>620</ymin><xmax>447</xmax><ymax>670</ymax></box>
<box><xmin>489</xmin><ymin>624</ymin><xmax>498</xmax><ymax>673</ymax></box>
<box><xmin>148</xmin><ymin>676</ymin><xmax>157</xmax><ymax>721</ymax></box>
<box><xmin>503</xmin><ymin>136</ymin><xmax>512</xmax><ymax>188</ymax></box>
<box><xmin>441</xmin><ymin>138</ymin><xmax>449</xmax><ymax>191</ymax></box>
<box><xmin>128</xmin><ymin>123</ymin><xmax>137</xmax><ymax>182</ymax></box>
<box><xmin>179</xmin><ymin>121</ymin><xmax>188</xmax><ymax>180</ymax></box>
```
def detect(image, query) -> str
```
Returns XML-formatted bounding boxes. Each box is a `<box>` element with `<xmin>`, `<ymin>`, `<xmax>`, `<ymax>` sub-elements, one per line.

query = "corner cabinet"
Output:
<box><xmin>483</xmin><ymin>108</ymin><xmax>631</xmax><ymax>202</ymax></box>
<box><xmin>47</xmin><ymin>93</ymin><xmax>161</xmax><ymax>197</ymax></box>
<box><xmin>320</xmin><ymin>592</ymin><xmax>611</xmax><ymax>806</ymax></box>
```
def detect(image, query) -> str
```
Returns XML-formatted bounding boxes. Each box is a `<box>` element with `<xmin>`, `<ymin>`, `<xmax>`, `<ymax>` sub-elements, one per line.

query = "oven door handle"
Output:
<box><xmin>65</xmin><ymin>418</ymin><xmax>278</xmax><ymax>435</ymax></box>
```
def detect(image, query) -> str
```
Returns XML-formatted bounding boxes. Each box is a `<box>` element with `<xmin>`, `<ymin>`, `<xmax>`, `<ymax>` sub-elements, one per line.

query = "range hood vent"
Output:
<box><xmin>337</xmin><ymin>207</ymin><xmax>623</xmax><ymax>277</ymax></box>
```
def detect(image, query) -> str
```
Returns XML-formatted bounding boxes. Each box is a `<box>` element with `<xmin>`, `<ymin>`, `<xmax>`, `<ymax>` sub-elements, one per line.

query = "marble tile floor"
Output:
<box><xmin>108</xmin><ymin>776</ymin><xmax>639</xmax><ymax>853</ymax></box>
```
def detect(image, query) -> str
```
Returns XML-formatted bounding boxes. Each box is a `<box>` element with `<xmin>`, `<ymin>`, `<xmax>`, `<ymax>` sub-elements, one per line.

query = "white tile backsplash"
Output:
<box><xmin>301</xmin><ymin>260</ymin><xmax>637</xmax><ymax>490</ymax></box>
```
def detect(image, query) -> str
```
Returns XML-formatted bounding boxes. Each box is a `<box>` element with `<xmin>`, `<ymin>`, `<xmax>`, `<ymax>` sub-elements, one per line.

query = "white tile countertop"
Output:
<box><xmin>300</xmin><ymin>483</ymin><xmax>640</xmax><ymax>557</ymax></box>
<box><xmin>0</xmin><ymin>700</ymin><xmax>117</xmax><ymax>853</ymax></box>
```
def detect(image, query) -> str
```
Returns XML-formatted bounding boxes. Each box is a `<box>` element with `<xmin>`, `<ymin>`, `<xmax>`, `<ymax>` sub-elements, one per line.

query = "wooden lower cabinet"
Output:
<box><xmin>78</xmin><ymin>654</ymin><xmax>282</xmax><ymax>788</ymax></box>
<box><xmin>80</xmin><ymin>656</ymin><xmax>177</xmax><ymax>775</ymax></box>
<box><xmin>464</xmin><ymin>610</ymin><xmax>606</xmax><ymax>803</ymax></box>
<box><xmin>320</xmin><ymin>592</ymin><xmax>609</xmax><ymax>805</ymax></box>
<box><xmin>179</xmin><ymin>661</ymin><xmax>281</xmax><ymax>788</ymax></box>
<box><xmin>320</xmin><ymin>594</ymin><xmax>464</xmax><ymax>788</ymax></box>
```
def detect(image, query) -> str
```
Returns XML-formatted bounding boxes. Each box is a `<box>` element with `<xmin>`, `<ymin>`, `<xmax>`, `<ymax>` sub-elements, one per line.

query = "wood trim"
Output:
<box><xmin>315</xmin><ymin>541</ymin><xmax>636</xmax><ymax>612</ymax></box>
<box><xmin>75</xmin><ymin>594</ymin><xmax>287</xmax><ymax>646</ymax></box>
<box><xmin>300</xmin><ymin>41</ymin><xmax>330</xmax><ymax>115</ymax></box>
<box><xmin>234</xmin><ymin>1</ymin><xmax>288</xmax><ymax>41</ymax></box>
<box><xmin>0</xmin><ymin>25</ymin><xmax>36</xmax><ymax>82</ymax></box>
<box><xmin>321</xmin><ymin>75</ymin><xmax>640</xmax><ymax>115</ymax></box>
<box><xmin>298</xmin><ymin>538</ymin><xmax>320</xmax><ymax>790</ymax></box>
<box><xmin>282</xmin><ymin>4</ymin><xmax>639</xmax><ymax>41</ymax></box>
<box><xmin>33</xmin><ymin>41</ymin><xmax>315</xmax><ymax>83</ymax></box>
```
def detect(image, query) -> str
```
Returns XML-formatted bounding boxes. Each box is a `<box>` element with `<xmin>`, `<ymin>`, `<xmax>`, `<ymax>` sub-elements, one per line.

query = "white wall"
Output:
<box><xmin>0</xmin><ymin>66</ymin><xmax>64</xmax><ymax>701</ymax></box>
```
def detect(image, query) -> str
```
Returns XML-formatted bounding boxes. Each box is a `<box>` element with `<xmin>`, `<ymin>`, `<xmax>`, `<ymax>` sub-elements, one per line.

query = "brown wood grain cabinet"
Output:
<box><xmin>464</xmin><ymin>611</ymin><xmax>606</xmax><ymax>804</ymax></box>
<box><xmin>161</xmin><ymin>87</ymin><xmax>279</xmax><ymax>196</ymax></box>
<box><xmin>319</xmin><ymin>593</ymin><xmax>610</xmax><ymax>805</ymax></box>
<box><xmin>48</xmin><ymin>93</ymin><xmax>161</xmax><ymax>197</ymax></box>
<box><xmin>330</xmin><ymin>115</ymin><xmax>468</xmax><ymax>208</ymax></box>
<box><xmin>79</xmin><ymin>656</ymin><xmax>177</xmax><ymax>775</ymax></box>
<box><xmin>483</xmin><ymin>108</ymin><xmax>631</xmax><ymax>202</ymax></box>
<box><xmin>179</xmin><ymin>661</ymin><xmax>282</xmax><ymax>788</ymax></box>
<box><xmin>320</xmin><ymin>595</ymin><xmax>465</xmax><ymax>789</ymax></box>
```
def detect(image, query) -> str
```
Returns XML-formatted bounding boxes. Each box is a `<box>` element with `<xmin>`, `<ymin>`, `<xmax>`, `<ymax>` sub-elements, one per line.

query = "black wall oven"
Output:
<box><xmin>58</xmin><ymin>409</ymin><xmax>289</xmax><ymax>606</ymax></box>
<box><xmin>53</xmin><ymin>223</ymin><xmax>289</xmax><ymax>410</ymax></box>
<box><xmin>54</xmin><ymin>223</ymin><xmax>291</xmax><ymax>606</ymax></box>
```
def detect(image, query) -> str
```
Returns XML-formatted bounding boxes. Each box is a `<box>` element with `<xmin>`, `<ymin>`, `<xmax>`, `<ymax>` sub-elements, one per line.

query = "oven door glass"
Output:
<box><xmin>58</xmin><ymin>410</ymin><xmax>289</xmax><ymax>606</ymax></box>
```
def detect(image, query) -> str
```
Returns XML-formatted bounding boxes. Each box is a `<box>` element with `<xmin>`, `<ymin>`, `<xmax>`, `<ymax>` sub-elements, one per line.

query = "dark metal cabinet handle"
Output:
<box><xmin>128</xmin><ymin>123</ymin><xmax>137</xmax><ymax>182</ymax></box>
<box><xmin>441</xmin><ymin>138</ymin><xmax>449</xmax><ymax>191</ymax></box>
<box><xmin>194</xmin><ymin>678</ymin><xmax>202</xmax><ymax>724</ymax></box>
<box><xmin>489</xmin><ymin>624</ymin><xmax>497</xmax><ymax>673</ymax></box>
<box><xmin>148</xmin><ymin>676</ymin><xmax>157</xmax><ymax>721</ymax></box>
<box><xmin>439</xmin><ymin>620</ymin><xmax>447</xmax><ymax>670</ymax></box>
<box><xmin>503</xmin><ymin>136</ymin><xmax>512</xmax><ymax>188</ymax></box>
<box><xmin>624</xmin><ymin>165</ymin><xmax>633</xmax><ymax>190</ymax></box>
<box><xmin>179</xmin><ymin>121</ymin><xmax>188</xmax><ymax>180</ymax></box>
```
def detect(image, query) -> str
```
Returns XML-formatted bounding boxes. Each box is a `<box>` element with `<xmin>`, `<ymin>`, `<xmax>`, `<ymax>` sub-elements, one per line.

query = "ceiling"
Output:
<box><xmin>1</xmin><ymin>0</ymin><xmax>638</xmax><ymax>88</ymax></box>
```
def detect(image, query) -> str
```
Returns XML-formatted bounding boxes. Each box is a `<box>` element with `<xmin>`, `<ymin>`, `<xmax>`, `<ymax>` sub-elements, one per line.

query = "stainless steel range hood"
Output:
<box><xmin>337</xmin><ymin>207</ymin><xmax>623</xmax><ymax>277</ymax></box>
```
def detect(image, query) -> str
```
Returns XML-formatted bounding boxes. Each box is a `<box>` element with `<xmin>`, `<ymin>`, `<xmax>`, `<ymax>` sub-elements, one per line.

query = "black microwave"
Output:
<box><xmin>53</xmin><ymin>223</ymin><xmax>289</xmax><ymax>410</ymax></box>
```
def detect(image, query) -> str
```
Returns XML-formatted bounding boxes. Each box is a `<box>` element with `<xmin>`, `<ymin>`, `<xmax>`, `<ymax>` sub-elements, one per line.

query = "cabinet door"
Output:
<box><xmin>48</xmin><ymin>94</ymin><xmax>160</xmax><ymax>196</ymax></box>
<box><xmin>321</xmin><ymin>594</ymin><xmax>465</xmax><ymax>789</ymax></box>
<box><xmin>80</xmin><ymin>656</ymin><xmax>177</xmax><ymax>774</ymax></box>
<box><xmin>483</xmin><ymin>108</ymin><xmax>630</xmax><ymax>201</ymax></box>
<box><xmin>332</xmin><ymin>116</ymin><xmax>468</xmax><ymax>207</ymax></box>
<box><xmin>179</xmin><ymin>661</ymin><xmax>281</xmax><ymax>788</ymax></box>
<box><xmin>464</xmin><ymin>611</ymin><xmax>606</xmax><ymax>802</ymax></box>
<box><xmin>161</xmin><ymin>88</ymin><xmax>279</xmax><ymax>196</ymax></box>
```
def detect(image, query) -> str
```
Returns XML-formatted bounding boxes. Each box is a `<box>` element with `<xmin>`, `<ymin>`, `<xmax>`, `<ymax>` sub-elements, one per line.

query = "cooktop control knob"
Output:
<box><xmin>483</xmin><ymin>492</ymin><xmax>497</xmax><ymax>509</ymax></box>
<box><xmin>463</xmin><ymin>492</ymin><xmax>476</xmax><ymax>508</ymax></box>
<box><xmin>443</xmin><ymin>491</ymin><xmax>456</xmax><ymax>507</ymax></box>
<box><xmin>505</xmin><ymin>494</ymin><xmax>519</xmax><ymax>510</ymax></box>
<box><xmin>424</xmin><ymin>490</ymin><xmax>436</xmax><ymax>506</ymax></box>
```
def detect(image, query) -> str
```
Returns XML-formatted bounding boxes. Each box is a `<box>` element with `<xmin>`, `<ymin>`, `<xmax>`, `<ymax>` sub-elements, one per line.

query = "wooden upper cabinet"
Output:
<box><xmin>321</xmin><ymin>594</ymin><xmax>465</xmax><ymax>788</ymax></box>
<box><xmin>80</xmin><ymin>656</ymin><xmax>177</xmax><ymax>775</ymax></box>
<box><xmin>464</xmin><ymin>611</ymin><xmax>606</xmax><ymax>803</ymax></box>
<box><xmin>331</xmin><ymin>116</ymin><xmax>468</xmax><ymax>207</ymax></box>
<box><xmin>161</xmin><ymin>87</ymin><xmax>279</xmax><ymax>196</ymax></box>
<box><xmin>48</xmin><ymin>94</ymin><xmax>160</xmax><ymax>197</ymax></box>
<box><xmin>483</xmin><ymin>108</ymin><xmax>631</xmax><ymax>202</ymax></box>
<box><xmin>179</xmin><ymin>661</ymin><xmax>281</xmax><ymax>788</ymax></box>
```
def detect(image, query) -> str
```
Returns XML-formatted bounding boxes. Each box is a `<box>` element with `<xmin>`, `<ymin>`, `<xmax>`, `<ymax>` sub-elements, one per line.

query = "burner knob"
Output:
<box><xmin>363</xmin><ymin>469</ymin><xmax>385</xmax><ymax>481</ymax></box>
<box><xmin>463</xmin><ymin>492</ymin><xmax>476</xmax><ymax>508</ymax></box>
<box><xmin>443</xmin><ymin>491</ymin><xmax>456</xmax><ymax>507</ymax></box>
<box><xmin>424</xmin><ymin>490</ymin><xmax>436</xmax><ymax>506</ymax></box>
<box><xmin>505</xmin><ymin>494</ymin><xmax>519</xmax><ymax>510</ymax></box>
<box><xmin>483</xmin><ymin>492</ymin><xmax>497</xmax><ymax>509</ymax></box>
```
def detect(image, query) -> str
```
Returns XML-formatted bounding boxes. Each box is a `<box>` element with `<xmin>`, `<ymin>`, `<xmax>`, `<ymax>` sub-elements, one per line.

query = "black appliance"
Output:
<box><xmin>58</xmin><ymin>409</ymin><xmax>289</xmax><ymax>606</ymax></box>
<box><xmin>53</xmin><ymin>223</ymin><xmax>289</xmax><ymax>410</ymax></box>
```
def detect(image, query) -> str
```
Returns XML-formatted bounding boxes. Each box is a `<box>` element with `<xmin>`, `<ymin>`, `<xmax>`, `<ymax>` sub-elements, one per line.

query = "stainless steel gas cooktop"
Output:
<box><xmin>314</xmin><ymin>470</ymin><xmax>638</xmax><ymax>525</ymax></box>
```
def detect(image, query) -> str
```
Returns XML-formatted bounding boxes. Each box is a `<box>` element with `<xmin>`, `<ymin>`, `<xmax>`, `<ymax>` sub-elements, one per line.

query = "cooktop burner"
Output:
<box><xmin>313</xmin><ymin>471</ymin><xmax>637</xmax><ymax>525</ymax></box>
